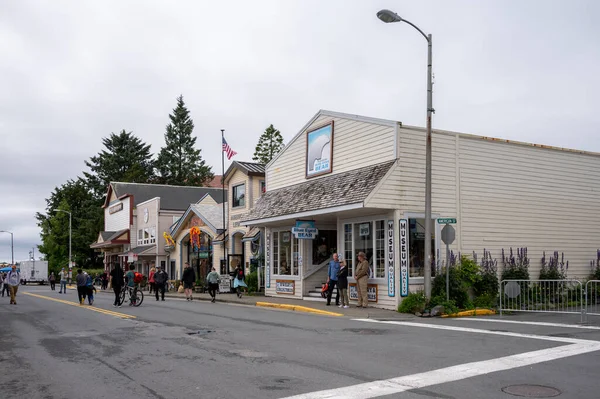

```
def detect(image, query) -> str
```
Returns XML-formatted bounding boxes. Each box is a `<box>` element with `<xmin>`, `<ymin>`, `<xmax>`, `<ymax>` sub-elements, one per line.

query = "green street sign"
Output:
<box><xmin>437</xmin><ymin>218</ymin><xmax>457</xmax><ymax>224</ymax></box>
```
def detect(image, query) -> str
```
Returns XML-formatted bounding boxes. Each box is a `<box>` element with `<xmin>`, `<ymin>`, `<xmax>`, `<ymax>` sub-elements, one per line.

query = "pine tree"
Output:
<box><xmin>155</xmin><ymin>95</ymin><xmax>213</xmax><ymax>186</ymax></box>
<box><xmin>253</xmin><ymin>124</ymin><xmax>284</xmax><ymax>165</ymax></box>
<box><xmin>83</xmin><ymin>130</ymin><xmax>155</xmax><ymax>199</ymax></box>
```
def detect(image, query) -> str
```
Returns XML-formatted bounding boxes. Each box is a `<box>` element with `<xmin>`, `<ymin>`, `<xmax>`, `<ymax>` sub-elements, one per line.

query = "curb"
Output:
<box><xmin>441</xmin><ymin>309</ymin><xmax>496</xmax><ymax>318</ymax></box>
<box><xmin>256</xmin><ymin>302</ymin><xmax>343</xmax><ymax>317</ymax></box>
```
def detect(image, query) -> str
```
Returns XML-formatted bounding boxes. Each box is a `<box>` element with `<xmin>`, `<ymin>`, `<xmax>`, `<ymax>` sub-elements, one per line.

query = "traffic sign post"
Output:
<box><xmin>441</xmin><ymin>224</ymin><xmax>456</xmax><ymax>302</ymax></box>
<box><xmin>438</xmin><ymin>218</ymin><xmax>456</xmax><ymax>224</ymax></box>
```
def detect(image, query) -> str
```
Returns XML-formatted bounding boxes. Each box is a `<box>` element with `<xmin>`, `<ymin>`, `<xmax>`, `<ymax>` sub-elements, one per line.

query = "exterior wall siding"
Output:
<box><xmin>105</xmin><ymin>198</ymin><xmax>130</xmax><ymax>232</ymax></box>
<box><xmin>457</xmin><ymin>136</ymin><xmax>600</xmax><ymax>279</ymax></box>
<box><xmin>267</xmin><ymin>115</ymin><xmax>396</xmax><ymax>191</ymax></box>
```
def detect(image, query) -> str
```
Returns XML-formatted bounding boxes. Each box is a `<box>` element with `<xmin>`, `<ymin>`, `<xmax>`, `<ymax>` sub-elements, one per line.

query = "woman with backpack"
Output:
<box><xmin>233</xmin><ymin>265</ymin><xmax>247</xmax><ymax>298</ymax></box>
<box><xmin>86</xmin><ymin>273</ymin><xmax>96</xmax><ymax>305</ymax></box>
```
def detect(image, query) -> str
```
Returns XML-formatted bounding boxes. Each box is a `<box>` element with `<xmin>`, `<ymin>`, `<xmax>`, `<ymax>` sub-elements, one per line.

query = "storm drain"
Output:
<box><xmin>502</xmin><ymin>385</ymin><xmax>561</xmax><ymax>397</ymax></box>
<box><xmin>186</xmin><ymin>329</ymin><xmax>213</xmax><ymax>336</ymax></box>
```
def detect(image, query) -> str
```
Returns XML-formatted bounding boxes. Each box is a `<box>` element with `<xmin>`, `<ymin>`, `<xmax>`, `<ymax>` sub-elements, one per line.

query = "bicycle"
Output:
<box><xmin>118</xmin><ymin>284</ymin><xmax>144</xmax><ymax>307</ymax></box>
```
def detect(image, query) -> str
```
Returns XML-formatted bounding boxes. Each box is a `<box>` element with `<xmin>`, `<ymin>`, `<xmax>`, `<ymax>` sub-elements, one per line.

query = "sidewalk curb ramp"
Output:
<box><xmin>441</xmin><ymin>309</ymin><xmax>496</xmax><ymax>318</ymax></box>
<box><xmin>256</xmin><ymin>302</ymin><xmax>343</xmax><ymax>317</ymax></box>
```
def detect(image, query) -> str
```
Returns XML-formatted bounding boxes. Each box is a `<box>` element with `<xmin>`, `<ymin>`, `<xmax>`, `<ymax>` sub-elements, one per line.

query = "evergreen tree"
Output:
<box><xmin>36</xmin><ymin>179</ymin><xmax>104</xmax><ymax>274</ymax></box>
<box><xmin>155</xmin><ymin>95</ymin><xmax>213</xmax><ymax>186</ymax></box>
<box><xmin>253</xmin><ymin>124</ymin><xmax>284</xmax><ymax>164</ymax></box>
<box><xmin>83</xmin><ymin>130</ymin><xmax>155</xmax><ymax>200</ymax></box>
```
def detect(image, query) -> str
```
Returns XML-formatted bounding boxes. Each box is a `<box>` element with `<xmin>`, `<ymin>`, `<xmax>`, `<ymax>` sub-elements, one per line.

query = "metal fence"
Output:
<box><xmin>585</xmin><ymin>280</ymin><xmax>600</xmax><ymax>320</ymax></box>
<box><xmin>500</xmin><ymin>279</ymin><xmax>584</xmax><ymax>322</ymax></box>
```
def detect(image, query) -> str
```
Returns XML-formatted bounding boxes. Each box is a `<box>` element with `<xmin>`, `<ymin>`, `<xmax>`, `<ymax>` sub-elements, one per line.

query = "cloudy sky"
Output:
<box><xmin>1</xmin><ymin>0</ymin><xmax>599</xmax><ymax>263</ymax></box>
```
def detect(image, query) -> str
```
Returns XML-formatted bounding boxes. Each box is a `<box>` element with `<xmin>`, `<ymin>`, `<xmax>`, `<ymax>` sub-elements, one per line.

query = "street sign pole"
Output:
<box><xmin>441</xmin><ymin>223</ymin><xmax>456</xmax><ymax>303</ymax></box>
<box><xmin>446</xmin><ymin>237</ymin><xmax>450</xmax><ymax>302</ymax></box>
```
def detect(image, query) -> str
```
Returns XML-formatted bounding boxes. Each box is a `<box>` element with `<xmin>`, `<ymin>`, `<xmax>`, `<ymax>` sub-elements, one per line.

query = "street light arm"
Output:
<box><xmin>401</xmin><ymin>18</ymin><xmax>429</xmax><ymax>42</ymax></box>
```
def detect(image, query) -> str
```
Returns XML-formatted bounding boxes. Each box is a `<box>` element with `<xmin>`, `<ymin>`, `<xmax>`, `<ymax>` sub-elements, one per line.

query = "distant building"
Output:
<box><xmin>90</xmin><ymin>182</ymin><xmax>224</xmax><ymax>279</ymax></box>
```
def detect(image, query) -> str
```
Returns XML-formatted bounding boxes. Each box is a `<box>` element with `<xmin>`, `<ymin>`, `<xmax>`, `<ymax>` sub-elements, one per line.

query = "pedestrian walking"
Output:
<box><xmin>101</xmin><ymin>272</ymin><xmax>108</xmax><ymax>290</ymax></box>
<box><xmin>110</xmin><ymin>264</ymin><xmax>124</xmax><ymax>307</ymax></box>
<box><xmin>233</xmin><ymin>265</ymin><xmax>247</xmax><ymax>298</ymax></box>
<box><xmin>76</xmin><ymin>269</ymin><xmax>87</xmax><ymax>305</ymax></box>
<box><xmin>206</xmin><ymin>267</ymin><xmax>220</xmax><ymax>303</ymax></box>
<box><xmin>58</xmin><ymin>268</ymin><xmax>68</xmax><ymax>294</ymax></box>
<box><xmin>326</xmin><ymin>253</ymin><xmax>341</xmax><ymax>306</ymax></box>
<box><xmin>1</xmin><ymin>273</ymin><xmax>9</xmax><ymax>297</ymax></box>
<box><xmin>49</xmin><ymin>272</ymin><xmax>56</xmax><ymax>291</ymax></box>
<box><xmin>337</xmin><ymin>260</ymin><xmax>349</xmax><ymax>309</ymax></box>
<box><xmin>182</xmin><ymin>262</ymin><xmax>196</xmax><ymax>301</ymax></box>
<box><xmin>148</xmin><ymin>266</ymin><xmax>156</xmax><ymax>294</ymax></box>
<box><xmin>5</xmin><ymin>265</ymin><xmax>21</xmax><ymax>305</ymax></box>
<box><xmin>86</xmin><ymin>273</ymin><xmax>96</xmax><ymax>305</ymax></box>
<box><xmin>355</xmin><ymin>252</ymin><xmax>370</xmax><ymax>308</ymax></box>
<box><xmin>153</xmin><ymin>266</ymin><xmax>168</xmax><ymax>301</ymax></box>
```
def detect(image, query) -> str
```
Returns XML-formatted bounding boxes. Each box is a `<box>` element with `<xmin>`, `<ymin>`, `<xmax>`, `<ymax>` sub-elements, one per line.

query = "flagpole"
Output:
<box><xmin>221</xmin><ymin>129</ymin><xmax>227</xmax><ymax>278</ymax></box>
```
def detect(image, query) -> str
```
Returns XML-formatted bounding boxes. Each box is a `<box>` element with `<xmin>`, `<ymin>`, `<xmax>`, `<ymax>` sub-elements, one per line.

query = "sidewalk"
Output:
<box><xmin>84</xmin><ymin>285</ymin><xmax>412</xmax><ymax>320</ymax></box>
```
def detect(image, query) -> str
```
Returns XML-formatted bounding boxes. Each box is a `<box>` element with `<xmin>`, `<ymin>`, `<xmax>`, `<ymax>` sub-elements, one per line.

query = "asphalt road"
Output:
<box><xmin>1</xmin><ymin>286</ymin><xmax>600</xmax><ymax>399</ymax></box>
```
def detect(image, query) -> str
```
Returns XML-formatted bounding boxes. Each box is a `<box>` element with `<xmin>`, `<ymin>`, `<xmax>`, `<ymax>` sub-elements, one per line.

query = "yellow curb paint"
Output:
<box><xmin>256</xmin><ymin>302</ymin><xmax>343</xmax><ymax>317</ymax></box>
<box><xmin>24</xmin><ymin>293</ymin><xmax>136</xmax><ymax>319</ymax></box>
<box><xmin>441</xmin><ymin>309</ymin><xmax>496</xmax><ymax>318</ymax></box>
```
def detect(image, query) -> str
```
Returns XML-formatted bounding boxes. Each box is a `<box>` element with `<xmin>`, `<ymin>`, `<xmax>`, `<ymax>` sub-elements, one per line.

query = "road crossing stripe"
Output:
<box><xmin>451</xmin><ymin>317</ymin><xmax>600</xmax><ymax>330</ymax></box>
<box><xmin>23</xmin><ymin>292</ymin><xmax>136</xmax><ymax>319</ymax></box>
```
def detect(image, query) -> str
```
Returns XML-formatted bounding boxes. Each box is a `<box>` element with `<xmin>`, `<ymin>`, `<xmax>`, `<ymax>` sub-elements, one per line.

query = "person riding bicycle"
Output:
<box><xmin>124</xmin><ymin>264</ymin><xmax>141</xmax><ymax>306</ymax></box>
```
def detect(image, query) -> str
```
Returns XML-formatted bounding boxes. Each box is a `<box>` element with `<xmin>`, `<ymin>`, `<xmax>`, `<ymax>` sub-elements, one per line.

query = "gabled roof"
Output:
<box><xmin>242</xmin><ymin>161</ymin><xmax>395</xmax><ymax>223</ymax></box>
<box><xmin>90</xmin><ymin>229</ymin><xmax>130</xmax><ymax>249</ymax></box>
<box><xmin>223</xmin><ymin>161</ymin><xmax>265</xmax><ymax>183</ymax></box>
<box><xmin>266</xmin><ymin>109</ymin><xmax>400</xmax><ymax>169</ymax></box>
<box><xmin>170</xmin><ymin>203</ymin><xmax>227</xmax><ymax>237</ymax></box>
<box><xmin>103</xmin><ymin>182</ymin><xmax>226</xmax><ymax>210</ymax></box>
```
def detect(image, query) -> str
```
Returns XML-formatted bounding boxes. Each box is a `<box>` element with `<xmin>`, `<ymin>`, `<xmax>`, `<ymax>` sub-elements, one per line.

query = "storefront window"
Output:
<box><xmin>272</xmin><ymin>230</ymin><xmax>298</xmax><ymax>276</ymax></box>
<box><xmin>343</xmin><ymin>219</ymin><xmax>387</xmax><ymax>279</ymax></box>
<box><xmin>344</xmin><ymin>224</ymin><xmax>353</xmax><ymax>277</ymax></box>
<box><xmin>375</xmin><ymin>220</ymin><xmax>385</xmax><ymax>278</ymax></box>
<box><xmin>409</xmin><ymin>218</ymin><xmax>436</xmax><ymax>277</ymax></box>
<box><xmin>312</xmin><ymin>230</ymin><xmax>337</xmax><ymax>265</ymax></box>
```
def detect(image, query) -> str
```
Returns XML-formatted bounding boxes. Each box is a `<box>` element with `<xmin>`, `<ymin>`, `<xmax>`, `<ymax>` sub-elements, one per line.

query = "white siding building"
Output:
<box><xmin>242</xmin><ymin>110</ymin><xmax>600</xmax><ymax>310</ymax></box>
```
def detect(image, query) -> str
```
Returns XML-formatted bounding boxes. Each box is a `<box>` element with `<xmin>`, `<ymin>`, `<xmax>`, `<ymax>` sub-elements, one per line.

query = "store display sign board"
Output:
<box><xmin>349</xmin><ymin>283</ymin><xmax>378</xmax><ymax>302</ymax></box>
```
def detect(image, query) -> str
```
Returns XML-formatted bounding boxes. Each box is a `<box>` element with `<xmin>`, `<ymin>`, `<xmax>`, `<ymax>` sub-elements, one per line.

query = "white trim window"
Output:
<box><xmin>232</xmin><ymin>183</ymin><xmax>246</xmax><ymax>208</ymax></box>
<box><xmin>342</xmin><ymin>219</ymin><xmax>387</xmax><ymax>279</ymax></box>
<box><xmin>137</xmin><ymin>229</ymin><xmax>143</xmax><ymax>245</ymax></box>
<box><xmin>272</xmin><ymin>230</ymin><xmax>299</xmax><ymax>276</ymax></box>
<box><xmin>150</xmin><ymin>226</ymin><xmax>156</xmax><ymax>244</ymax></box>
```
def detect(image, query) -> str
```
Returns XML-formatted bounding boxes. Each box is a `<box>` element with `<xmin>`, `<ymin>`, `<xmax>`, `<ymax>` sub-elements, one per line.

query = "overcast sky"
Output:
<box><xmin>1</xmin><ymin>0</ymin><xmax>599</xmax><ymax>263</ymax></box>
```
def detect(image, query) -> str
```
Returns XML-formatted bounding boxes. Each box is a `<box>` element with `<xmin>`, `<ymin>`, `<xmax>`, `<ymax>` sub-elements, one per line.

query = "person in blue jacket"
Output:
<box><xmin>326</xmin><ymin>253</ymin><xmax>341</xmax><ymax>306</ymax></box>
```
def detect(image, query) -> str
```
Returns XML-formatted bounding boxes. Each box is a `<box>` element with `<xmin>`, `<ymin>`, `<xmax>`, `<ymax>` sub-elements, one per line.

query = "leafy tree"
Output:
<box><xmin>36</xmin><ymin>179</ymin><xmax>104</xmax><ymax>274</ymax></box>
<box><xmin>253</xmin><ymin>124</ymin><xmax>284</xmax><ymax>165</ymax></box>
<box><xmin>83</xmin><ymin>130</ymin><xmax>155</xmax><ymax>200</ymax></box>
<box><xmin>155</xmin><ymin>95</ymin><xmax>213</xmax><ymax>186</ymax></box>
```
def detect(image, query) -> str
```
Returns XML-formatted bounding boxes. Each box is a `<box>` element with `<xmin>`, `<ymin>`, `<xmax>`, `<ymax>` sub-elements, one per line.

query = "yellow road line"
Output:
<box><xmin>24</xmin><ymin>292</ymin><xmax>136</xmax><ymax>319</ymax></box>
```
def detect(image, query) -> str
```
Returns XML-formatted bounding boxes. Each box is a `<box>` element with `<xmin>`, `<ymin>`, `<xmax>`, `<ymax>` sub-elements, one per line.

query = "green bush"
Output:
<box><xmin>398</xmin><ymin>291</ymin><xmax>428</xmax><ymax>313</ymax></box>
<box><xmin>439</xmin><ymin>299</ymin><xmax>459</xmax><ymax>315</ymax></box>
<box><xmin>473</xmin><ymin>293</ymin><xmax>497</xmax><ymax>308</ymax></box>
<box><xmin>246</xmin><ymin>271</ymin><xmax>258</xmax><ymax>294</ymax></box>
<box><xmin>458</xmin><ymin>256</ymin><xmax>479</xmax><ymax>286</ymax></box>
<box><xmin>474</xmin><ymin>270</ymin><xmax>499</xmax><ymax>297</ymax></box>
<box><xmin>432</xmin><ymin>266</ymin><xmax>469</xmax><ymax>309</ymax></box>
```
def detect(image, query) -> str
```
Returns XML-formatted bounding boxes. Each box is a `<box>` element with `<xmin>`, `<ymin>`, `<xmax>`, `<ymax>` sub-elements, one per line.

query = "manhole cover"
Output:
<box><xmin>502</xmin><ymin>385</ymin><xmax>561</xmax><ymax>397</ymax></box>
<box><xmin>187</xmin><ymin>330</ymin><xmax>213</xmax><ymax>335</ymax></box>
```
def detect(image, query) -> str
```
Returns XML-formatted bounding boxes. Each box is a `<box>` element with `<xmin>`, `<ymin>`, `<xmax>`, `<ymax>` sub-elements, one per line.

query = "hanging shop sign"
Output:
<box><xmin>359</xmin><ymin>223</ymin><xmax>370</xmax><ymax>237</ymax></box>
<box><xmin>265</xmin><ymin>231</ymin><xmax>271</xmax><ymax>288</ymax></box>
<box><xmin>292</xmin><ymin>220</ymin><xmax>318</xmax><ymax>239</ymax></box>
<box><xmin>276</xmin><ymin>280</ymin><xmax>295</xmax><ymax>295</ymax></box>
<box><xmin>387</xmin><ymin>220</ymin><xmax>395</xmax><ymax>297</ymax></box>
<box><xmin>399</xmin><ymin>219</ymin><xmax>409</xmax><ymax>297</ymax></box>
<box><xmin>349</xmin><ymin>283</ymin><xmax>378</xmax><ymax>302</ymax></box>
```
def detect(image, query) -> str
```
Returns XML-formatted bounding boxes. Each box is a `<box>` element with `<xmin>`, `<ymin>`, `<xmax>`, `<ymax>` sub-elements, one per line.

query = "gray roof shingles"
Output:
<box><xmin>242</xmin><ymin>161</ymin><xmax>394</xmax><ymax>222</ymax></box>
<box><xmin>111</xmin><ymin>182</ymin><xmax>227</xmax><ymax>211</ymax></box>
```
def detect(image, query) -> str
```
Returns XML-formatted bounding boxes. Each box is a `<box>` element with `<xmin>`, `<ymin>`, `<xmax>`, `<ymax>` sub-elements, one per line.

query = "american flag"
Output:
<box><xmin>222</xmin><ymin>137</ymin><xmax>237</xmax><ymax>160</ymax></box>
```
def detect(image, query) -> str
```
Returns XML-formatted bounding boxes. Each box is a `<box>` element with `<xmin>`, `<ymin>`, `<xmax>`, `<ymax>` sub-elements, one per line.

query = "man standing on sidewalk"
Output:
<box><xmin>5</xmin><ymin>265</ymin><xmax>20</xmax><ymax>305</ymax></box>
<box><xmin>355</xmin><ymin>252</ymin><xmax>370</xmax><ymax>308</ymax></box>
<box><xmin>326</xmin><ymin>253</ymin><xmax>341</xmax><ymax>306</ymax></box>
<box><xmin>206</xmin><ymin>267</ymin><xmax>220</xmax><ymax>303</ymax></box>
<box><xmin>58</xmin><ymin>268</ymin><xmax>68</xmax><ymax>294</ymax></box>
<box><xmin>154</xmin><ymin>266</ymin><xmax>168</xmax><ymax>301</ymax></box>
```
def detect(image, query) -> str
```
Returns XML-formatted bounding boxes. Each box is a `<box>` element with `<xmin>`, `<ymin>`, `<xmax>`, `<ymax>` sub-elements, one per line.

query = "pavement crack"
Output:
<box><xmin>94</xmin><ymin>358</ymin><xmax>166</xmax><ymax>399</ymax></box>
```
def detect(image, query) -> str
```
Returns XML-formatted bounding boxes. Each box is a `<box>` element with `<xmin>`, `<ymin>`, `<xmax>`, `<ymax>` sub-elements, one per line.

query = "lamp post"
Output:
<box><xmin>56</xmin><ymin>210</ymin><xmax>72</xmax><ymax>270</ymax></box>
<box><xmin>0</xmin><ymin>230</ymin><xmax>14</xmax><ymax>265</ymax></box>
<box><xmin>377</xmin><ymin>9</ymin><xmax>434</xmax><ymax>298</ymax></box>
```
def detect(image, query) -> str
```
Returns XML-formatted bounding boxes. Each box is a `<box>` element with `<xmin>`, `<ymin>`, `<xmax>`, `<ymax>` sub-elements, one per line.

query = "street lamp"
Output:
<box><xmin>56</xmin><ymin>210</ymin><xmax>72</xmax><ymax>270</ymax></box>
<box><xmin>377</xmin><ymin>9</ymin><xmax>435</xmax><ymax>298</ymax></box>
<box><xmin>0</xmin><ymin>230</ymin><xmax>14</xmax><ymax>265</ymax></box>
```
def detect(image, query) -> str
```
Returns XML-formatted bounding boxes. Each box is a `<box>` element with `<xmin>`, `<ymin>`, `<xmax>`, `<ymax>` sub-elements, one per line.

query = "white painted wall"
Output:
<box><xmin>105</xmin><ymin>198</ymin><xmax>130</xmax><ymax>232</ymax></box>
<box><xmin>267</xmin><ymin>114</ymin><xmax>396</xmax><ymax>190</ymax></box>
